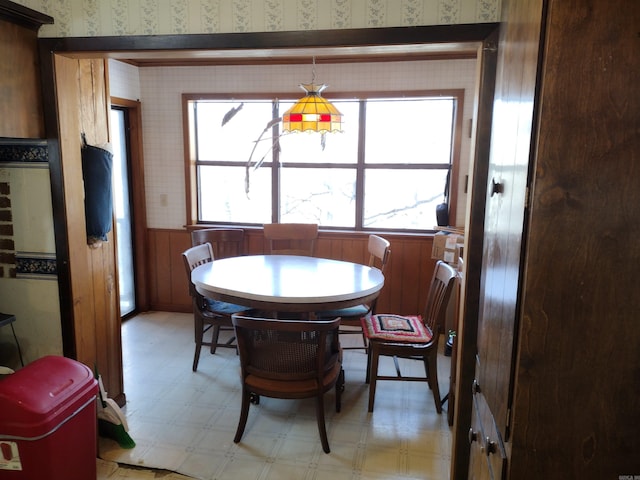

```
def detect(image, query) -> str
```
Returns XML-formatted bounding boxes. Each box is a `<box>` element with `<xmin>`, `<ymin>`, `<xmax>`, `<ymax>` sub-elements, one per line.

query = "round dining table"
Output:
<box><xmin>191</xmin><ymin>254</ymin><xmax>385</xmax><ymax>314</ymax></box>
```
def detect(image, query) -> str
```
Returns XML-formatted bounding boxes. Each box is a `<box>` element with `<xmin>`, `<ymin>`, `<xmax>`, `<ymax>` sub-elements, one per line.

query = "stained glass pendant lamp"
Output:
<box><xmin>282</xmin><ymin>59</ymin><xmax>342</xmax><ymax>133</ymax></box>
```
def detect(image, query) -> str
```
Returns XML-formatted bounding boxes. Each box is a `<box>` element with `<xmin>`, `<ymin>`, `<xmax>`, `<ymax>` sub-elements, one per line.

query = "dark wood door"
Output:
<box><xmin>469</xmin><ymin>0</ymin><xmax>545</xmax><ymax>477</ymax></box>
<box><xmin>510</xmin><ymin>0</ymin><xmax>640</xmax><ymax>477</ymax></box>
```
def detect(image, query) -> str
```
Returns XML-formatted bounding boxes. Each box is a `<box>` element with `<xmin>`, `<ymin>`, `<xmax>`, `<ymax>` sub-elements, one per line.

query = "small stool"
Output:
<box><xmin>0</xmin><ymin>313</ymin><xmax>24</xmax><ymax>367</ymax></box>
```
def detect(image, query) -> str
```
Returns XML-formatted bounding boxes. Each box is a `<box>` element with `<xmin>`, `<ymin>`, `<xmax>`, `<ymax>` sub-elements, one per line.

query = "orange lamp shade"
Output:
<box><xmin>282</xmin><ymin>84</ymin><xmax>342</xmax><ymax>133</ymax></box>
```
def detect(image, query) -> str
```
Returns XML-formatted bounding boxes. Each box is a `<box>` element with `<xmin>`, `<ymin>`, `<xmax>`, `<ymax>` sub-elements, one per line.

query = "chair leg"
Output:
<box><xmin>192</xmin><ymin>313</ymin><xmax>204</xmax><ymax>372</ymax></box>
<box><xmin>426</xmin><ymin>354</ymin><xmax>442</xmax><ymax>414</ymax></box>
<box><xmin>209</xmin><ymin>325</ymin><xmax>221</xmax><ymax>354</ymax></box>
<box><xmin>192</xmin><ymin>349</ymin><xmax>201</xmax><ymax>372</ymax></box>
<box><xmin>335</xmin><ymin>368</ymin><xmax>345</xmax><ymax>413</ymax></box>
<box><xmin>234</xmin><ymin>388</ymin><xmax>252</xmax><ymax>443</ymax></box>
<box><xmin>315</xmin><ymin>395</ymin><xmax>330</xmax><ymax>453</ymax></box>
<box><xmin>365</xmin><ymin>345</ymin><xmax>372</xmax><ymax>384</ymax></box>
<box><xmin>361</xmin><ymin>331</ymin><xmax>368</xmax><ymax>352</ymax></box>
<box><xmin>367</xmin><ymin>343</ymin><xmax>380</xmax><ymax>412</ymax></box>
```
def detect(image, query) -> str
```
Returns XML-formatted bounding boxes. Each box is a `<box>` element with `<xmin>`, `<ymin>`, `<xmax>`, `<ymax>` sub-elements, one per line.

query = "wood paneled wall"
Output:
<box><xmin>0</xmin><ymin>18</ymin><xmax>45</xmax><ymax>138</ymax></box>
<box><xmin>53</xmin><ymin>56</ymin><xmax>123</xmax><ymax>403</ymax></box>
<box><xmin>148</xmin><ymin>228</ymin><xmax>438</xmax><ymax>317</ymax></box>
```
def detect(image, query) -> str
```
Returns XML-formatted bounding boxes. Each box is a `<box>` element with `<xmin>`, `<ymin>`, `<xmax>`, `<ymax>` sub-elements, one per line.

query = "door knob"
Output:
<box><xmin>472</xmin><ymin>379</ymin><xmax>481</xmax><ymax>394</ymax></box>
<box><xmin>491</xmin><ymin>178</ymin><xmax>503</xmax><ymax>196</ymax></box>
<box><xmin>468</xmin><ymin>428</ymin><xmax>478</xmax><ymax>444</ymax></box>
<box><xmin>480</xmin><ymin>436</ymin><xmax>497</xmax><ymax>456</ymax></box>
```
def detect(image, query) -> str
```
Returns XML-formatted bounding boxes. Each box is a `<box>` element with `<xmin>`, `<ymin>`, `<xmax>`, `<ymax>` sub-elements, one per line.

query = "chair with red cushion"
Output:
<box><xmin>316</xmin><ymin>234</ymin><xmax>391</xmax><ymax>350</ymax></box>
<box><xmin>361</xmin><ymin>260</ymin><xmax>456</xmax><ymax>413</ymax></box>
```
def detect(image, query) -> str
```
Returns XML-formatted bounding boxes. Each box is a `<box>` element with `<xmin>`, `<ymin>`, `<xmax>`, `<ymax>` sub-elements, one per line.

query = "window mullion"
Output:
<box><xmin>192</xmin><ymin>102</ymin><xmax>202</xmax><ymax>221</ymax></box>
<box><xmin>355</xmin><ymin>100</ymin><xmax>366</xmax><ymax>230</ymax></box>
<box><xmin>271</xmin><ymin>100</ymin><xmax>280</xmax><ymax>222</ymax></box>
<box><xmin>192</xmin><ymin>102</ymin><xmax>200</xmax><ymax>168</ymax></box>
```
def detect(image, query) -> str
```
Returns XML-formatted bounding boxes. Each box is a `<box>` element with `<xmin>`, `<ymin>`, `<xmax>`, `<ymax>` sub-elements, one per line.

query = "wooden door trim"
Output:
<box><xmin>110</xmin><ymin>96</ymin><xmax>150</xmax><ymax>311</ymax></box>
<box><xmin>450</xmin><ymin>28</ymin><xmax>500</xmax><ymax>480</ymax></box>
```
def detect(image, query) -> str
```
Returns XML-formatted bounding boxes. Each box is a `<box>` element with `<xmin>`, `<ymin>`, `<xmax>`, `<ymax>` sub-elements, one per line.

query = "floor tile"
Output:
<box><xmin>98</xmin><ymin>311</ymin><xmax>453</xmax><ymax>480</ymax></box>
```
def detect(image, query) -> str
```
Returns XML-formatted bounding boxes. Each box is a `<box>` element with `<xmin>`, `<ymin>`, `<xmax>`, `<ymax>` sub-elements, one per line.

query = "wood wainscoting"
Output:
<box><xmin>147</xmin><ymin>228</ymin><xmax>439</xmax><ymax>317</ymax></box>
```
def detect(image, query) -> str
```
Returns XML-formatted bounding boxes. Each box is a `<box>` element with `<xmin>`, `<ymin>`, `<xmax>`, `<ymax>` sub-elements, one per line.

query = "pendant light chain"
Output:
<box><xmin>311</xmin><ymin>55</ymin><xmax>317</xmax><ymax>84</ymax></box>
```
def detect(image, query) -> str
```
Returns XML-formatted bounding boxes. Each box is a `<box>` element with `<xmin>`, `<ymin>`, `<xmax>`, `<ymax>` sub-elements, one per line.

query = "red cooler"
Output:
<box><xmin>0</xmin><ymin>355</ymin><xmax>98</xmax><ymax>479</ymax></box>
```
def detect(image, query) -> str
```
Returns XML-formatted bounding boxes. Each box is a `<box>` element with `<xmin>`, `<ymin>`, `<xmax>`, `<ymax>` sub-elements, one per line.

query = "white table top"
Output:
<box><xmin>191</xmin><ymin>254</ymin><xmax>385</xmax><ymax>313</ymax></box>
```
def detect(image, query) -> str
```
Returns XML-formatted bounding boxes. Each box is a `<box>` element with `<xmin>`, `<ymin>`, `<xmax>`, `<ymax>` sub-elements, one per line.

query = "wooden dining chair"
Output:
<box><xmin>362</xmin><ymin>260</ymin><xmax>456</xmax><ymax>413</ymax></box>
<box><xmin>231</xmin><ymin>314</ymin><xmax>344</xmax><ymax>454</ymax></box>
<box><xmin>315</xmin><ymin>234</ymin><xmax>391</xmax><ymax>350</ymax></box>
<box><xmin>263</xmin><ymin>223</ymin><xmax>318</xmax><ymax>256</ymax></box>
<box><xmin>191</xmin><ymin>228</ymin><xmax>245</xmax><ymax>257</ymax></box>
<box><xmin>182</xmin><ymin>243</ymin><xmax>251</xmax><ymax>371</ymax></box>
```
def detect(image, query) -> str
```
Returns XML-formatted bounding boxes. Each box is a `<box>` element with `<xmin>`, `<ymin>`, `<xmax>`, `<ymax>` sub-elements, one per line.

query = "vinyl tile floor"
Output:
<box><xmin>97</xmin><ymin>311</ymin><xmax>453</xmax><ymax>480</ymax></box>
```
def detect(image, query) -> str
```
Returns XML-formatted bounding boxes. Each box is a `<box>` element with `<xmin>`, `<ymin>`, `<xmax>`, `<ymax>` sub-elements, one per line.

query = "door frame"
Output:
<box><xmin>37</xmin><ymin>23</ymin><xmax>500</xmax><ymax>473</ymax></box>
<box><xmin>449</xmin><ymin>27</ymin><xmax>500</xmax><ymax>479</ymax></box>
<box><xmin>110</xmin><ymin>96</ymin><xmax>150</xmax><ymax>313</ymax></box>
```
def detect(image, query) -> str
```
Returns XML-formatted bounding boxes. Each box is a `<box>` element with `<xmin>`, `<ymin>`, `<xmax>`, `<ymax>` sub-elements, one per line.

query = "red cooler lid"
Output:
<box><xmin>0</xmin><ymin>355</ymin><xmax>98</xmax><ymax>439</ymax></box>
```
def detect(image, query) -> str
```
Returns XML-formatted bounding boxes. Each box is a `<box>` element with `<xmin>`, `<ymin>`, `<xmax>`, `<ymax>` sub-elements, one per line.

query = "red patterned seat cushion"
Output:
<box><xmin>361</xmin><ymin>314</ymin><xmax>433</xmax><ymax>343</ymax></box>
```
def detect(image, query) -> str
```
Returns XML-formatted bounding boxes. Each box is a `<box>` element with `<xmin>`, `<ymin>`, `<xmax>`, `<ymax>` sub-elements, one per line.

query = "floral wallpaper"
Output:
<box><xmin>12</xmin><ymin>0</ymin><xmax>500</xmax><ymax>37</ymax></box>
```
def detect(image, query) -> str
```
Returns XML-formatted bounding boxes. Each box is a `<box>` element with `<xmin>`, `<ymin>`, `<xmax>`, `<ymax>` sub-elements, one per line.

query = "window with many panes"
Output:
<box><xmin>185</xmin><ymin>90</ymin><xmax>462</xmax><ymax>232</ymax></box>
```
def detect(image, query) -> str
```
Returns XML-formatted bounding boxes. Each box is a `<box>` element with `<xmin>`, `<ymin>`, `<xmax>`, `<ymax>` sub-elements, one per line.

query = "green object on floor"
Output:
<box><xmin>98</xmin><ymin>418</ymin><xmax>136</xmax><ymax>449</ymax></box>
<box><xmin>94</xmin><ymin>368</ymin><xmax>136</xmax><ymax>449</ymax></box>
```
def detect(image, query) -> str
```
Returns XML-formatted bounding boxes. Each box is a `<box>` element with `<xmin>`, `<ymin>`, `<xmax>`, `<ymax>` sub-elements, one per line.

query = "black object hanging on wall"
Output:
<box><xmin>81</xmin><ymin>134</ymin><xmax>113</xmax><ymax>247</ymax></box>
<box><xmin>436</xmin><ymin>169</ymin><xmax>450</xmax><ymax>227</ymax></box>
